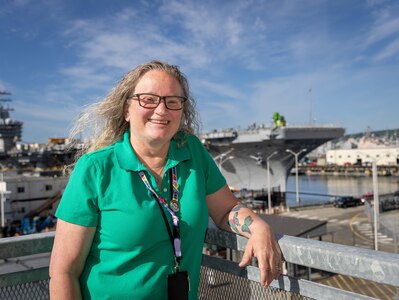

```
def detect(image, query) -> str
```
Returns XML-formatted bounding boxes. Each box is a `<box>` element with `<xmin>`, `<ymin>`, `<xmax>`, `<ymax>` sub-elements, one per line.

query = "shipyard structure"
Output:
<box><xmin>0</xmin><ymin>93</ymin><xmax>345</xmax><ymax>232</ymax></box>
<box><xmin>201</xmin><ymin>120</ymin><xmax>345</xmax><ymax>195</ymax></box>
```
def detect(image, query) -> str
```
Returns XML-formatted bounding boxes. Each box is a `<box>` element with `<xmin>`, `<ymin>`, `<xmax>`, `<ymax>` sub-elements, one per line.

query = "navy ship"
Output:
<box><xmin>0</xmin><ymin>91</ymin><xmax>23</xmax><ymax>159</ymax></box>
<box><xmin>200</xmin><ymin>113</ymin><xmax>345</xmax><ymax>194</ymax></box>
<box><xmin>0</xmin><ymin>91</ymin><xmax>79</xmax><ymax>171</ymax></box>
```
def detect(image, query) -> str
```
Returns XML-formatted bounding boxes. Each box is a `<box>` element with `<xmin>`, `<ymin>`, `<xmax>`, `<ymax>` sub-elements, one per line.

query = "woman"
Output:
<box><xmin>49</xmin><ymin>60</ymin><xmax>283</xmax><ymax>299</ymax></box>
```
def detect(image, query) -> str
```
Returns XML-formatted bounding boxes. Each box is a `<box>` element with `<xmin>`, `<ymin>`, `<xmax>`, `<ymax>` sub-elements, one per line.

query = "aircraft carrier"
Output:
<box><xmin>200</xmin><ymin>122</ymin><xmax>345</xmax><ymax>193</ymax></box>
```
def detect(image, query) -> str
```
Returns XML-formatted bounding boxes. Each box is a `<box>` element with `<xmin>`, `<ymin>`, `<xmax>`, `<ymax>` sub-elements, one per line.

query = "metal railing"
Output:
<box><xmin>1</xmin><ymin>229</ymin><xmax>399</xmax><ymax>299</ymax></box>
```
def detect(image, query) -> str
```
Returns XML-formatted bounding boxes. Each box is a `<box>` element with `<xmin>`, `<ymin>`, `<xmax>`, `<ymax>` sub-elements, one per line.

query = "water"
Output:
<box><xmin>286</xmin><ymin>175</ymin><xmax>399</xmax><ymax>207</ymax></box>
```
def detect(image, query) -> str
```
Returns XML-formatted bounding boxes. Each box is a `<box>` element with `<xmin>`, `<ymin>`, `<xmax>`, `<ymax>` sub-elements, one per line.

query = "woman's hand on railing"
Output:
<box><xmin>205</xmin><ymin>185</ymin><xmax>284</xmax><ymax>287</ymax></box>
<box><xmin>238</xmin><ymin>222</ymin><xmax>283</xmax><ymax>287</ymax></box>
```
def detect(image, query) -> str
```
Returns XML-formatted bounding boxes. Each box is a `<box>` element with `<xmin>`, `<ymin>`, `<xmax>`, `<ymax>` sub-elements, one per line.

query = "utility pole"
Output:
<box><xmin>267</xmin><ymin>151</ymin><xmax>278</xmax><ymax>214</ymax></box>
<box><xmin>286</xmin><ymin>149</ymin><xmax>307</xmax><ymax>204</ymax></box>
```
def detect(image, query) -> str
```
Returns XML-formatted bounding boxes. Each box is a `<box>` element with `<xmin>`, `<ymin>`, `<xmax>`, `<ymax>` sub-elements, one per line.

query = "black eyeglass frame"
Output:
<box><xmin>129</xmin><ymin>93</ymin><xmax>187</xmax><ymax>111</ymax></box>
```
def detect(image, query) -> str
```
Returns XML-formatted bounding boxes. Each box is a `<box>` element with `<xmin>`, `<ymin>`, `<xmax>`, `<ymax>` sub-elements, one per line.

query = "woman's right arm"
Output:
<box><xmin>49</xmin><ymin>219</ymin><xmax>96</xmax><ymax>300</ymax></box>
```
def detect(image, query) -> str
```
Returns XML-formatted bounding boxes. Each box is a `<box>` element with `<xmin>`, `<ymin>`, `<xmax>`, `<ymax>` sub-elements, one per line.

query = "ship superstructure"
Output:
<box><xmin>0</xmin><ymin>91</ymin><xmax>81</xmax><ymax>170</ymax></box>
<box><xmin>0</xmin><ymin>91</ymin><xmax>23</xmax><ymax>157</ymax></box>
<box><xmin>201</xmin><ymin>123</ymin><xmax>345</xmax><ymax>193</ymax></box>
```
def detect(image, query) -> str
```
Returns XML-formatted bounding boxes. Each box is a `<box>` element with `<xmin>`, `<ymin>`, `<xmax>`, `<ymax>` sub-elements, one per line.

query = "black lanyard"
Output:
<box><xmin>138</xmin><ymin>167</ymin><xmax>182</xmax><ymax>272</ymax></box>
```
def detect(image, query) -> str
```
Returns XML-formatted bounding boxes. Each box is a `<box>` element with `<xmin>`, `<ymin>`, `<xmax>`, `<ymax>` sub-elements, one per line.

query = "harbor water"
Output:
<box><xmin>286</xmin><ymin>174</ymin><xmax>399</xmax><ymax>207</ymax></box>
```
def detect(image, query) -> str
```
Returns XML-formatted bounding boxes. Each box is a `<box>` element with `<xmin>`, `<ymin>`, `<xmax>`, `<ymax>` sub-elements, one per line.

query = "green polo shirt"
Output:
<box><xmin>55</xmin><ymin>131</ymin><xmax>226</xmax><ymax>300</ymax></box>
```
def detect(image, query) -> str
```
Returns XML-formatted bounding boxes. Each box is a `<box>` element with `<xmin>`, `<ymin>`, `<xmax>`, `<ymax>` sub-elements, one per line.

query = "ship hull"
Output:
<box><xmin>202</xmin><ymin>126</ymin><xmax>345</xmax><ymax>193</ymax></box>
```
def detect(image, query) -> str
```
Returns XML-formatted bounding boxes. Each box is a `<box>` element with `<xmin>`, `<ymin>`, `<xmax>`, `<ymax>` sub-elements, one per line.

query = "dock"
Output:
<box><xmin>299</xmin><ymin>164</ymin><xmax>399</xmax><ymax>176</ymax></box>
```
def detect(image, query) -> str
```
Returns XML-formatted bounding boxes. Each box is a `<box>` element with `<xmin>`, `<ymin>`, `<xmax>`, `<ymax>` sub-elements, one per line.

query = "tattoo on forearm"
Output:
<box><xmin>232</xmin><ymin>203</ymin><xmax>247</xmax><ymax>212</ymax></box>
<box><xmin>228</xmin><ymin>203</ymin><xmax>252</xmax><ymax>234</ymax></box>
<box><xmin>242</xmin><ymin>216</ymin><xmax>253</xmax><ymax>233</ymax></box>
<box><xmin>228</xmin><ymin>212</ymin><xmax>241</xmax><ymax>233</ymax></box>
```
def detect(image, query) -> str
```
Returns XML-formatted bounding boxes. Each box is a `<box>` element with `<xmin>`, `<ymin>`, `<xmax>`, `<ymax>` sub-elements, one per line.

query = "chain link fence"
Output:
<box><xmin>1</xmin><ymin>269</ymin><xmax>310</xmax><ymax>300</ymax></box>
<box><xmin>0</xmin><ymin>279</ymin><xmax>49</xmax><ymax>300</ymax></box>
<box><xmin>199</xmin><ymin>266</ymin><xmax>312</xmax><ymax>300</ymax></box>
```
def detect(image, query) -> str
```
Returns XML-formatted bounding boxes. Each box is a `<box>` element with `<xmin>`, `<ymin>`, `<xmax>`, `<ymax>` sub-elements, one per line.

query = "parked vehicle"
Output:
<box><xmin>333</xmin><ymin>196</ymin><xmax>361</xmax><ymax>208</ymax></box>
<box><xmin>360</xmin><ymin>192</ymin><xmax>373</xmax><ymax>204</ymax></box>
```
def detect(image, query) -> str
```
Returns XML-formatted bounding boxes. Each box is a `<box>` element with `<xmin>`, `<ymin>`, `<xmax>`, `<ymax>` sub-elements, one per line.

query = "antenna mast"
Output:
<box><xmin>308</xmin><ymin>88</ymin><xmax>313</xmax><ymax>125</ymax></box>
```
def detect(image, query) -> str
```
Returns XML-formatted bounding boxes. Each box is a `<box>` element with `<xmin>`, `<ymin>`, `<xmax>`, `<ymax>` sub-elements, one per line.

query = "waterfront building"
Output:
<box><xmin>326</xmin><ymin>148</ymin><xmax>399</xmax><ymax>166</ymax></box>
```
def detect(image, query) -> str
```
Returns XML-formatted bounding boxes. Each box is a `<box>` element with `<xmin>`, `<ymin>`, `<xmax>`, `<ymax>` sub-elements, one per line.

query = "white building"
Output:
<box><xmin>326</xmin><ymin>148</ymin><xmax>399</xmax><ymax>166</ymax></box>
<box><xmin>1</xmin><ymin>172</ymin><xmax>68</xmax><ymax>226</ymax></box>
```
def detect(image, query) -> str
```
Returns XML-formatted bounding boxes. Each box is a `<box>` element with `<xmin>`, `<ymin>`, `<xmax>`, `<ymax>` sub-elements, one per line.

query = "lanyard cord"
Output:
<box><xmin>138</xmin><ymin>166</ymin><xmax>182</xmax><ymax>271</ymax></box>
<box><xmin>153</xmin><ymin>192</ymin><xmax>176</xmax><ymax>255</ymax></box>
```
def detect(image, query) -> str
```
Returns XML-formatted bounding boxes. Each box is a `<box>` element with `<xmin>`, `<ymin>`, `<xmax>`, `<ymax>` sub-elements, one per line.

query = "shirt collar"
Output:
<box><xmin>115</xmin><ymin>130</ymin><xmax>191</xmax><ymax>171</ymax></box>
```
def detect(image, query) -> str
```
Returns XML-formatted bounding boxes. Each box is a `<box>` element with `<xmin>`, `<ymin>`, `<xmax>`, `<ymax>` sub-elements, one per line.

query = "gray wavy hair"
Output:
<box><xmin>65</xmin><ymin>60</ymin><xmax>201</xmax><ymax>174</ymax></box>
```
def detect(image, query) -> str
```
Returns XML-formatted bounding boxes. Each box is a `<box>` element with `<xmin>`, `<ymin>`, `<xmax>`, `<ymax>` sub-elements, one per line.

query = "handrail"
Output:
<box><xmin>205</xmin><ymin>228</ymin><xmax>399</xmax><ymax>286</ymax></box>
<box><xmin>1</xmin><ymin>229</ymin><xmax>399</xmax><ymax>299</ymax></box>
<box><xmin>0</xmin><ymin>232</ymin><xmax>55</xmax><ymax>259</ymax></box>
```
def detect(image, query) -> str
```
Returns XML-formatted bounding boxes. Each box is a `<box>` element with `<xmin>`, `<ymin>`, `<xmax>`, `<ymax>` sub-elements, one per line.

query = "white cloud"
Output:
<box><xmin>159</xmin><ymin>0</ymin><xmax>221</xmax><ymax>41</ymax></box>
<box><xmin>13</xmin><ymin>97</ymin><xmax>79</xmax><ymax>123</ymax></box>
<box><xmin>225</xmin><ymin>18</ymin><xmax>243</xmax><ymax>46</ymax></box>
<box><xmin>365</xmin><ymin>17</ymin><xmax>399</xmax><ymax>46</ymax></box>
<box><xmin>374</xmin><ymin>37</ymin><xmax>399</xmax><ymax>60</ymax></box>
<box><xmin>195</xmin><ymin>80</ymin><xmax>246</xmax><ymax>101</ymax></box>
<box><xmin>61</xmin><ymin>66</ymin><xmax>112</xmax><ymax>89</ymax></box>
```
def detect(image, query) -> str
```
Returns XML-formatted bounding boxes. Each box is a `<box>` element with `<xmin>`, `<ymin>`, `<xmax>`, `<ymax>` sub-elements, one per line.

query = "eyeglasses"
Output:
<box><xmin>129</xmin><ymin>93</ymin><xmax>187</xmax><ymax>110</ymax></box>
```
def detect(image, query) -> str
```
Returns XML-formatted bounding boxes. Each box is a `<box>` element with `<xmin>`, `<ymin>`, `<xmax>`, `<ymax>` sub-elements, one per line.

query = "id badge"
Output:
<box><xmin>167</xmin><ymin>270</ymin><xmax>189</xmax><ymax>300</ymax></box>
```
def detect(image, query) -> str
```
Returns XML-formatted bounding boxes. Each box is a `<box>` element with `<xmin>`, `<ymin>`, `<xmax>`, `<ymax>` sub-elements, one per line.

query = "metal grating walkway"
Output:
<box><xmin>199</xmin><ymin>266</ymin><xmax>312</xmax><ymax>300</ymax></box>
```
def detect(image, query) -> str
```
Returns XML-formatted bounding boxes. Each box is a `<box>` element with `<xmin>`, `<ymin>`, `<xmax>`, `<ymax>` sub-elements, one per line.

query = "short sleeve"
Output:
<box><xmin>204</xmin><ymin>148</ymin><xmax>226</xmax><ymax>195</ymax></box>
<box><xmin>187</xmin><ymin>135</ymin><xmax>226</xmax><ymax>195</ymax></box>
<box><xmin>55</xmin><ymin>155</ymin><xmax>99</xmax><ymax>227</ymax></box>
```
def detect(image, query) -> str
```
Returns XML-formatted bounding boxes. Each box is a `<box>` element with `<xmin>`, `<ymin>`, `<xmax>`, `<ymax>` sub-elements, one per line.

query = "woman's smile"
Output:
<box><xmin>148</xmin><ymin>118</ymin><xmax>169</xmax><ymax>125</ymax></box>
<box><xmin>126</xmin><ymin>70</ymin><xmax>183</xmax><ymax>149</ymax></box>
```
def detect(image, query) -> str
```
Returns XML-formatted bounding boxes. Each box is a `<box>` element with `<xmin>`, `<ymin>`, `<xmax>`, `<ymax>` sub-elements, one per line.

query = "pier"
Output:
<box><xmin>298</xmin><ymin>164</ymin><xmax>399</xmax><ymax>176</ymax></box>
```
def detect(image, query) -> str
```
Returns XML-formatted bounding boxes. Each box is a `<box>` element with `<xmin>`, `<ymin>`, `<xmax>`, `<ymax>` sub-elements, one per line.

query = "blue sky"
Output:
<box><xmin>1</xmin><ymin>0</ymin><xmax>399</xmax><ymax>143</ymax></box>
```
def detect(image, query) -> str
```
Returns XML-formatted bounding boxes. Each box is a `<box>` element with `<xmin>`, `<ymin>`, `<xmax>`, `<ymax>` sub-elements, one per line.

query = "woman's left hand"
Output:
<box><xmin>206</xmin><ymin>185</ymin><xmax>284</xmax><ymax>287</ymax></box>
<box><xmin>238</xmin><ymin>224</ymin><xmax>283</xmax><ymax>287</ymax></box>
